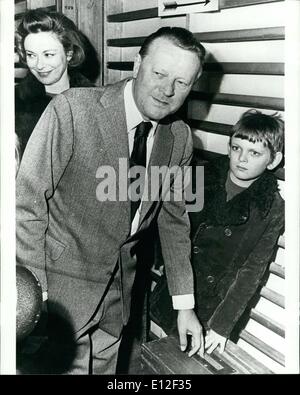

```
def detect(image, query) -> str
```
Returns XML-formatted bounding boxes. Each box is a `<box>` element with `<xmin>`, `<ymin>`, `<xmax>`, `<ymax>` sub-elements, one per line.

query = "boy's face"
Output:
<box><xmin>228</xmin><ymin>137</ymin><xmax>274</xmax><ymax>187</ymax></box>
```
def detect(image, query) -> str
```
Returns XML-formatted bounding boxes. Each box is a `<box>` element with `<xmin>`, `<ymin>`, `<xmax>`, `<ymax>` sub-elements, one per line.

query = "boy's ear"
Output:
<box><xmin>267</xmin><ymin>152</ymin><xmax>283</xmax><ymax>170</ymax></box>
<box><xmin>133</xmin><ymin>54</ymin><xmax>142</xmax><ymax>78</ymax></box>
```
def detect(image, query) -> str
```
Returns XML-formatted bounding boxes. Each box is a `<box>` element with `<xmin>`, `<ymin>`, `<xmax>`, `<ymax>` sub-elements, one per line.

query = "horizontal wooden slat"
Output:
<box><xmin>260</xmin><ymin>286</ymin><xmax>285</xmax><ymax>308</ymax></box>
<box><xmin>189</xmin><ymin>120</ymin><xmax>232</xmax><ymax>136</ymax></box>
<box><xmin>189</xmin><ymin>92</ymin><xmax>284</xmax><ymax>110</ymax></box>
<box><xmin>269</xmin><ymin>262</ymin><xmax>285</xmax><ymax>279</ymax></box>
<box><xmin>249</xmin><ymin>309</ymin><xmax>285</xmax><ymax>337</ymax></box>
<box><xmin>194</xmin><ymin>27</ymin><xmax>284</xmax><ymax>43</ymax></box>
<box><xmin>107</xmin><ymin>27</ymin><xmax>284</xmax><ymax>47</ymax></box>
<box><xmin>193</xmin><ymin>149</ymin><xmax>285</xmax><ymax>181</ymax></box>
<box><xmin>107</xmin><ymin>61</ymin><xmax>284</xmax><ymax>76</ymax></box>
<box><xmin>107</xmin><ymin>1</ymin><xmax>283</xmax><ymax>23</ymax></box>
<box><xmin>204</xmin><ymin>62</ymin><xmax>284</xmax><ymax>75</ymax></box>
<box><xmin>107</xmin><ymin>7</ymin><xmax>157</xmax><ymax>23</ymax></box>
<box><xmin>239</xmin><ymin>329</ymin><xmax>285</xmax><ymax>366</ymax></box>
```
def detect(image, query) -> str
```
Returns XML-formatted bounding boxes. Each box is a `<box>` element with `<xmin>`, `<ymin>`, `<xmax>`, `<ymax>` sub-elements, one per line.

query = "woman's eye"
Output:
<box><xmin>26</xmin><ymin>53</ymin><xmax>35</xmax><ymax>59</ymax></box>
<box><xmin>231</xmin><ymin>145</ymin><xmax>239</xmax><ymax>151</ymax></box>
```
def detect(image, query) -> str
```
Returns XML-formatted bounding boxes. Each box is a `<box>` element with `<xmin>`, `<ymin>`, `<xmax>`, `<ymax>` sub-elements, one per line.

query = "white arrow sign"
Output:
<box><xmin>158</xmin><ymin>0</ymin><xmax>219</xmax><ymax>17</ymax></box>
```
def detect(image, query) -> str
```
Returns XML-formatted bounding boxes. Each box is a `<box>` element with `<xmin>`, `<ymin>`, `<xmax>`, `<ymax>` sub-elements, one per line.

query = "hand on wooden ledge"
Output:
<box><xmin>177</xmin><ymin>309</ymin><xmax>204</xmax><ymax>358</ymax></box>
<box><xmin>205</xmin><ymin>329</ymin><xmax>227</xmax><ymax>354</ymax></box>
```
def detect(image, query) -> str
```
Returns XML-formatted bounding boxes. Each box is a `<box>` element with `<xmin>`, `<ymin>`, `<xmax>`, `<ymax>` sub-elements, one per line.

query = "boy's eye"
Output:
<box><xmin>231</xmin><ymin>145</ymin><xmax>240</xmax><ymax>151</ymax></box>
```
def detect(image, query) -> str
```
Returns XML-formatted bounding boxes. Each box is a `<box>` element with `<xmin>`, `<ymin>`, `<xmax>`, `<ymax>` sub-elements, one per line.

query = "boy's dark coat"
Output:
<box><xmin>150</xmin><ymin>156</ymin><xmax>284</xmax><ymax>337</ymax></box>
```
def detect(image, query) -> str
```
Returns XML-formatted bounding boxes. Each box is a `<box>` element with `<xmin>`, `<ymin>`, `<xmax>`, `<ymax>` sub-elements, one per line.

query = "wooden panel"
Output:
<box><xmin>141</xmin><ymin>334</ymin><xmax>273</xmax><ymax>374</ymax></box>
<box><xmin>107</xmin><ymin>1</ymin><xmax>283</xmax><ymax>23</ymax></box>
<box><xmin>239</xmin><ymin>330</ymin><xmax>285</xmax><ymax>366</ymax></box>
<box><xmin>189</xmin><ymin>92</ymin><xmax>284</xmax><ymax>111</ymax></box>
<box><xmin>250</xmin><ymin>309</ymin><xmax>285</xmax><ymax>338</ymax></box>
<box><xmin>107</xmin><ymin>61</ymin><xmax>284</xmax><ymax>76</ymax></box>
<box><xmin>107</xmin><ymin>27</ymin><xmax>284</xmax><ymax>47</ymax></box>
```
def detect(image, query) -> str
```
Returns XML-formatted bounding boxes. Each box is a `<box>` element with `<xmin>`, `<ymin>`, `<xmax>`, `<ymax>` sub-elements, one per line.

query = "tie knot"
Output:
<box><xmin>135</xmin><ymin>121</ymin><xmax>152</xmax><ymax>139</ymax></box>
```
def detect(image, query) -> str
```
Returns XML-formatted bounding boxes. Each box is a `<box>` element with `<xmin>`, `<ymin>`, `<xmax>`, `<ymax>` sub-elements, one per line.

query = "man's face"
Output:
<box><xmin>132</xmin><ymin>38</ymin><xmax>201</xmax><ymax>121</ymax></box>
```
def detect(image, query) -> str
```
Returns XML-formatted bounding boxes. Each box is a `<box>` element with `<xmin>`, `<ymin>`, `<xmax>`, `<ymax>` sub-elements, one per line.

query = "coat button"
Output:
<box><xmin>207</xmin><ymin>275</ymin><xmax>214</xmax><ymax>283</ymax></box>
<box><xmin>224</xmin><ymin>227</ymin><xmax>232</xmax><ymax>237</ymax></box>
<box><xmin>193</xmin><ymin>246</ymin><xmax>200</xmax><ymax>254</ymax></box>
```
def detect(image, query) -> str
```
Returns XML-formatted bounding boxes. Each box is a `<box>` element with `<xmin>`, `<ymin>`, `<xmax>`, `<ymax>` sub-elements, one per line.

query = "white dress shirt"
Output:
<box><xmin>124</xmin><ymin>80</ymin><xmax>194</xmax><ymax>310</ymax></box>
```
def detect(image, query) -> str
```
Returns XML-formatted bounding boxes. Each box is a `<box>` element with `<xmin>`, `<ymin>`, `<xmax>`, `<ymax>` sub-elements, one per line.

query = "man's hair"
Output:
<box><xmin>230</xmin><ymin>109</ymin><xmax>284</xmax><ymax>160</ymax></box>
<box><xmin>139</xmin><ymin>27</ymin><xmax>205</xmax><ymax>71</ymax></box>
<box><xmin>15</xmin><ymin>8</ymin><xmax>86</xmax><ymax>68</ymax></box>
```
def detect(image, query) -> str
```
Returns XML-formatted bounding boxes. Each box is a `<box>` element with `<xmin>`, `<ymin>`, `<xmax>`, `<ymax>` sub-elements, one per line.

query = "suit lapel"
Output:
<box><xmin>139</xmin><ymin>121</ymin><xmax>174</xmax><ymax>225</ymax></box>
<box><xmin>98</xmin><ymin>80</ymin><xmax>130</xmax><ymax>220</ymax></box>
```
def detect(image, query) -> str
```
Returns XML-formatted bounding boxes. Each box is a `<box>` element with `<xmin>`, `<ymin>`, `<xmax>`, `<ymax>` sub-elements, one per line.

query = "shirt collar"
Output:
<box><xmin>124</xmin><ymin>79</ymin><xmax>158</xmax><ymax>134</ymax></box>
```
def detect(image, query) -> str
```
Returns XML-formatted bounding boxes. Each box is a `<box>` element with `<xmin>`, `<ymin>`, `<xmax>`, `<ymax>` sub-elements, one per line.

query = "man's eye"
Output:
<box><xmin>45</xmin><ymin>53</ymin><xmax>55</xmax><ymax>57</ymax></box>
<box><xmin>154</xmin><ymin>71</ymin><xmax>163</xmax><ymax>77</ymax></box>
<box><xmin>231</xmin><ymin>145</ymin><xmax>239</xmax><ymax>151</ymax></box>
<box><xmin>177</xmin><ymin>80</ymin><xmax>187</xmax><ymax>88</ymax></box>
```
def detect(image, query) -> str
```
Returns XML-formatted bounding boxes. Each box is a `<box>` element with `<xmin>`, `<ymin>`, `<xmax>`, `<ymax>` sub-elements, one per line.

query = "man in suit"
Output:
<box><xmin>16</xmin><ymin>27</ymin><xmax>206</xmax><ymax>374</ymax></box>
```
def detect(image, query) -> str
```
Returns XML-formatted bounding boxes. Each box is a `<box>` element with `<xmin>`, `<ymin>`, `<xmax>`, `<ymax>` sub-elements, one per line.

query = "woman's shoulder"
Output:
<box><xmin>69</xmin><ymin>71</ymin><xmax>95</xmax><ymax>88</ymax></box>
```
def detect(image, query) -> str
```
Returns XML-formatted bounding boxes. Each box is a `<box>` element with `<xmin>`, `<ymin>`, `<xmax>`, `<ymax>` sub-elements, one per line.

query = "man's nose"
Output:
<box><xmin>161</xmin><ymin>80</ymin><xmax>175</xmax><ymax>97</ymax></box>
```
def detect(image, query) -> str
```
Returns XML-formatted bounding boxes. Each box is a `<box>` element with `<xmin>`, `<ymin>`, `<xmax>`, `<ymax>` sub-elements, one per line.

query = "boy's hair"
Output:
<box><xmin>230</xmin><ymin>109</ymin><xmax>284</xmax><ymax>161</ymax></box>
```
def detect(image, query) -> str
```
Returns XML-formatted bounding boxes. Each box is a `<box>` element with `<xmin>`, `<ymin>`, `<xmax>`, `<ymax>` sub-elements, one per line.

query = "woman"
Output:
<box><xmin>15</xmin><ymin>8</ymin><xmax>94</xmax><ymax>157</ymax></box>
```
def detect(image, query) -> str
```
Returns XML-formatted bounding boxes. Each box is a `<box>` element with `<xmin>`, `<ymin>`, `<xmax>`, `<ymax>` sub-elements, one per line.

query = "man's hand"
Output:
<box><xmin>177</xmin><ymin>309</ymin><xmax>204</xmax><ymax>358</ymax></box>
<box><xmin>205</xmin><ymin>329</ymin><xmax>227</xmax><ymax>354</ymax></box>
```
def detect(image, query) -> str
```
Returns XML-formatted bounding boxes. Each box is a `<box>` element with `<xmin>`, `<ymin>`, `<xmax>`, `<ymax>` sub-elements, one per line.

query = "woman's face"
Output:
<box><xmin>24</xmin><ymin>31</ymin><xmax>72</xmax><ymax>86</ymax></box>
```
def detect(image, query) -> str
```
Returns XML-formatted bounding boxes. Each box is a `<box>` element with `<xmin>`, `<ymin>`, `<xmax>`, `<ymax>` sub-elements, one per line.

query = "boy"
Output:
<box><xmin>150</xmin><ymin>109</ymin><xmax>284</xmax><ymax>354</ymax></box>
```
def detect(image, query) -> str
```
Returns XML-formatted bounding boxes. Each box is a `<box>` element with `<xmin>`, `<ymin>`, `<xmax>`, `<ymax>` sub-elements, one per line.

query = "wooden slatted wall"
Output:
<box><xmin>105</xmin><ymin>0</ymin><xmax>285</xmax><ymax>374</ymax></box>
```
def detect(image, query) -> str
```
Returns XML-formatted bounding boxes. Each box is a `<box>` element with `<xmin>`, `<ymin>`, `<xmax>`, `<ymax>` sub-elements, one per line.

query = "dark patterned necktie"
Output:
<box><xmin>129</xmin><ymin>121</ymin><xmax>152</xmax><ymax>221</ymax></box>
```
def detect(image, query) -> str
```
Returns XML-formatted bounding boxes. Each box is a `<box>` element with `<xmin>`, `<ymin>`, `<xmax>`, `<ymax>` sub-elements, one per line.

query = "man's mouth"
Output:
<box><xmin>152</xmin><ymin>96</ymin><xmax>169</xmax><ymax>106</ymax></box>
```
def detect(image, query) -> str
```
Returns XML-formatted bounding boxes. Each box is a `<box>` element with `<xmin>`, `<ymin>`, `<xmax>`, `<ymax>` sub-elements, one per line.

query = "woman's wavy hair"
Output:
<box><xmin>15</xmin><ymin>8</ymin><xmax>86</xmax><ymax>68</ymax></box>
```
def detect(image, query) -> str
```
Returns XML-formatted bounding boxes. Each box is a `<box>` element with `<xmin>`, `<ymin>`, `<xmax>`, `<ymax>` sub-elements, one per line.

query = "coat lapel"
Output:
<box><xmin>97</xmin><ymin>80</ymin><xmax>131</xmax><ymax>220</ymax></box>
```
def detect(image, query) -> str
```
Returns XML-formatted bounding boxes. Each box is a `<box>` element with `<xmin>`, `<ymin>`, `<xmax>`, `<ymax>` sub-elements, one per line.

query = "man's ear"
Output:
<box><xmin>267</xmin><ymin>151</ymin><xmax>283</xmax><ymax>170</ymax></box>
<box><xmin>66</xmin><ymin>51</ymin><xmax>73</xmax><ymax>62</ymax></box>
<box><xmin>133</xmin><ymin>54</ymin><xmax>142</xmax><ymax>78</ymax></box>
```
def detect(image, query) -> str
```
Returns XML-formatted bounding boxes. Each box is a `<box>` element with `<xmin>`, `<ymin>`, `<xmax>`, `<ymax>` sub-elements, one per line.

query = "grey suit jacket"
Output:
<box><xmin>16</xmin><ymin>79</ymin><xmax>194</xmax><ymax>334</ymax></box>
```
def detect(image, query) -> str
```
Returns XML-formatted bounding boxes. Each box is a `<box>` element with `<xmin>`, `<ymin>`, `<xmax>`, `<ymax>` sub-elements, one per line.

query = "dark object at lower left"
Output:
<box><xmin>16</xmin><ymin>266</ymin><xmax>43</xmax><ymax>342</ymax></box>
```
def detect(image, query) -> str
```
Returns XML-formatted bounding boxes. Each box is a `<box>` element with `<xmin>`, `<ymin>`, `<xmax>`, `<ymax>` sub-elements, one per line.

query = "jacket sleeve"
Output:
<box><xmin>208</xmin><ymin>198</ymin><xmax>284</xmax><ymax>337</ymax></box>
<box><xmin>16</xmin><ymin>94</ymin><xmax>74</xmax><ymax>291</ymax></box>
<box><xmin>156</xmin><ymin>124</ymin><xmax>194</xmax><ymax>296</ymax></box>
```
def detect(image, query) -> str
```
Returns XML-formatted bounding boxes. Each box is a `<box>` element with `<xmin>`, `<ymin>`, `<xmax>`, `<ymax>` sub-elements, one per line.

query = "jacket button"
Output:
<box><xmin>193</xmin><ymin>246</ymin><xmax>200</xmax><ymax>254</ymax></box>
<box><xmin>207</xmin><ymin>275</ymin><xmax>214</xmax><ymax>283</ymax></box>
<box><xmin>224</xmin><ymin>227</ymin><xmax>232</xmax><ymax>237</ymax></box>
